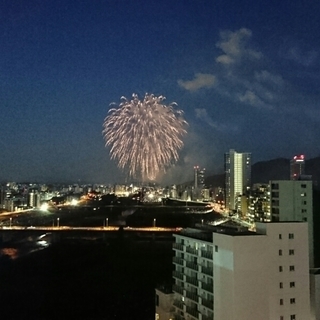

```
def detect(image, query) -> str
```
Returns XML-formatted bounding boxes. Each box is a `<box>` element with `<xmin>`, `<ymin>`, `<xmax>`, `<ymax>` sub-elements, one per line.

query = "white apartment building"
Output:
<box><xmin>270</xmin><ymin>180</ymin><xmax>314</xmax><ymax>267</ymax></box>
<box><xmin>171</xmin><ymin>222</ymin><xmax>311</xmax><ymax>320</ymax></box>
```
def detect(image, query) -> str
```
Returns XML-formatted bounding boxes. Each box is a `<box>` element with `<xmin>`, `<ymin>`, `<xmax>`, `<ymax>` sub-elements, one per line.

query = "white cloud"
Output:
<box><xmin>178</xmin><ymin>73</ymin><xmax>216</xmax><ymax>92</ymax></box>
<box><xmin>216</xmin><ymin>28</ymin><xmax>262</xmax><ymax>64</ymax></box>
<box><xmin>238</xmin><ymin>90</ymin><xmax>272</xmax><ymax>109</ymax></box>
<box><xmin>288</xmin><ymin>47</ymin><xmax>318</xmax><ymax>67</ymax></box>
<box><xmin>195</xmin><ymin>108</ymin><xmax>219</xmax><ymax>128</ymax></box>
<box><xmin>254</xmin><ymin>70</ymin><xmax>284</xmax><ymax>86</ymax></box>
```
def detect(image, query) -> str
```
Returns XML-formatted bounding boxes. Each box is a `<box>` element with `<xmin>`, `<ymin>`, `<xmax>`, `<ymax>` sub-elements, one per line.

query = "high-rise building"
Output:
<box><xmin>270</xmin><ymin>180</ymin><xmax>314</xmax><ymax>267</ymax></box>
<box><xmin>224</xmin><ymin>149</ymin><xmax>251</xmax><ymax>211</ymax></box>
<box><xmin>193</xmin><ymin>166</ymin><xmax>205</xmax><ymax>190</ymax></box>
<box><xmin>193</xmin><ymin>166</ymin><xmax>205</xmax><ymax>200</ymax></box>
<box><xmin>171</xmin><ymin>222</ymin><xmax>311</xmax><ymax>320</ymax></box>
<box><xmin>290</xmin><ymin>155</ymin><xmax>305</xmax><ymax>180</ymax></box>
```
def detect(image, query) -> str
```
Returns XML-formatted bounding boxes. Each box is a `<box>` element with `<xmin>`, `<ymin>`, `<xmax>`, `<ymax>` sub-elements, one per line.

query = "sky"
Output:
<box><xmin>1</xmin><ymin>0</ymin><xmax>320</xmax><ymax>184</ymax></box>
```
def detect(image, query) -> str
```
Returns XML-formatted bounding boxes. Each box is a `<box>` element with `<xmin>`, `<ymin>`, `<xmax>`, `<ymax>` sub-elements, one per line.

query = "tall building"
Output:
<box><xmin>193</xmin><ymin>166</ymin><xmax>205</xmax><ymax>190</ymax></box>
<box><xmin>224</xmin><ymin>149</ymin><xmax>251</xmax><ymax>211</ymax></box>
<box><xmin>270</xmin><ymin>180</ymin><xmax>314</xmax><ymax>267</ymax></box>
<box><xmin>193</xmin><ymin>166</ymin><xmax>205</xmax><ymax>200</ymax></box>
<box><xmin>171</xmin><ymin>222</ymin><xmax>311</xmax><ymax>320</ymax></box>
<box><xmin>290</xmin><ymin>155</ymin><xmax>305</xmax><ymax>180</ymax></box>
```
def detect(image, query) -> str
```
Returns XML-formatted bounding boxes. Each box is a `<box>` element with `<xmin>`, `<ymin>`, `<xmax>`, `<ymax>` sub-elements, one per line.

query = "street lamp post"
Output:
<box><xmin>57</xmin><ymin>217</ymin><xmax>60</xmax><ymax>228</ymax></box>
<box><xmin>153</xmin><ymin>218</ymin><xmax>156</xmax><ymax>228</ymax></box>
<box><xmin>9</xmin><ymin>217</ymin><xmax>12</xmax><ymax>228</ymax></box>
<box><xmin>106</xmin><ymin>218</ymin><xmax>109</xmax><ymax>228</ymax></box>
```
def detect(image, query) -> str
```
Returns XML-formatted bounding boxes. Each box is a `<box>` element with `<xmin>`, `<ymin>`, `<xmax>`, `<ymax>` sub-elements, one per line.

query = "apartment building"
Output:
<box><xmin>171</xmin><ymin>222</ymin><xmax>311</xmax><ymax>320</ymax></box>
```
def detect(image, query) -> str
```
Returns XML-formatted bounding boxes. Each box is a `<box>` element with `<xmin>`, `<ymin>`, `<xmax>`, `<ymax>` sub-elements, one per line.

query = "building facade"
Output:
<box><xmin>224</xmin><ymin>149</ymin><xmax>251</xmax><ymax>212</ymax></box>
<box><xmin>290</xmin><ymin>155</ymin><xmax>305</xmax><ymax>180</ymax></box>
<box><xmin>171</xmin><ymin>222</ymin><xmax>311</xmax><ymax>320</ymax></box>
<box><xmin>270</xmin><ymin>180</ymin><xmax>314</xmax><ymax>267</ymax></box>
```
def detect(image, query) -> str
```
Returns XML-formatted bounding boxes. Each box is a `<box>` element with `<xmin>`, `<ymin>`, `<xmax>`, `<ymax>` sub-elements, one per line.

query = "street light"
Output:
<box><xmin>153</xmin><ymin>218</ymin><xmax>156</xmax><ymax>227</ymax></box>
<box><xmin>57</xmin><ymin>217</ymin><xmax>60</xmax><ymax>228</ymax></box>
<box><xmin>9</xmin><ymin>217</ymin><xmax>12</xmax><ymax>228</ymax></box>
<box><xmin>106</xmin><ymin>218</ymin><xmax>109</xmax><ymax>228</ymax></box>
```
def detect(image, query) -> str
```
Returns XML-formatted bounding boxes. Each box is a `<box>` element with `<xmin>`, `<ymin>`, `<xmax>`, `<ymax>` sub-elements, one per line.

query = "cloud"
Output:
<box><xmin>178</xmin><ymin>73</ymin><xmax>216</xmax><ymax>92</ymax></box>
<box><xmin>288</xmin><ymin>47</ymin><xmax>318</xmax><ymax>67</ymax></box>
<box><xmin>195</xmin><ymin>108</ymin><xmax>219</xmax><ymax>128</ymax></box>
<box><xmin>238</xmin><ymin>90</ymin><xmax>271</xmax><ymax>109</ymax></box>
<box><xmin>216</xmin><ymin>28</ymin><xmax>262</xmax><ymax>65</ymax></box>
<box><xmin>254</xmin><ymin>70</ymin><xmax>284</xmax><ymax>86</ymax></box>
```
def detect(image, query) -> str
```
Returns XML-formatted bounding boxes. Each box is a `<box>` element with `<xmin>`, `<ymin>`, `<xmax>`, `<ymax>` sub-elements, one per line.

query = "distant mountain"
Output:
<box><xmin>251</xmin><ymin>158</ymin><xmax>290</xmax><ymax>184</ymax></box>
<box><xmin>204</xmin><ymin>157</ymin><xmax>320</xmax><ymax>189</ymax></box>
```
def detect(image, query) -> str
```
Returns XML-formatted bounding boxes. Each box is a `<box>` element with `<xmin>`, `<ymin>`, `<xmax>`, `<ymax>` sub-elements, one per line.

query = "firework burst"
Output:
<box><xmin>103</xmin><ymin>93</ymin><xmax>188</xmax><ymax>181</ymax></box>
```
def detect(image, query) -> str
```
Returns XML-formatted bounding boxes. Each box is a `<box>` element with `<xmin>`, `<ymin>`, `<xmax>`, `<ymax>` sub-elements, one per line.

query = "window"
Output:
<box><xmin>289</xmin><ymin>249</ymin><xmax>294</xmax><ymax>255</ymax></box>
<box><xmin>279</xmin><ymin>234</ymin><xmax>282</xmax><ymax>240</ymax></box>
<box><xmin>280</xmin><ymin>299</ymin><xmax>283</xmax><ymax>305</ymax></box>
<box><xmin>302</xmin><ymin>200</ymin><xmax>307</xmax><ymax>205</ymax></box>
<box><xmin>289</xmin><ymin>265</ymin><xmax>295</xmax><ymax>271</ymax></box>
<box><xmin>289</xmin><ymin>233</ymin><xmax>294</xmax><ymax>239</ymax></box>
<box><xmin>215</xmin><ymin>245</ymin><xmax>218</xmax><ymax>252</ymax></box>
<box><xmin>290</xmin><ymin>298</ymin><xmax>296</xmax><ymax>304</ymax></box>
<box><xmin>290</xmin><ymin>282</ymin><xmax>295</xmax><ymax>288</ymax></box>
<box><xmin>279</xmin><ymin>266</ymin><xmax>283</xmax><ymax>272</ymax></box>
<box><xmin>280</xmin><ymin>317</ymin><xmax>284</xmax><ymax>320</ymax></box>
<box><xmin>290</xmin><ymin>315</ymin><xmax>296</xmax><ymax>320</ymax></box>
<box><xmin>279</xmin><ymin>250</ymin><xmax>282</xmax><ymax>256</ymax></box>
<box><xmin>279</xmin><ymin>282</ymin><xmax>283</xmax><ymax>289</ymax></box>
<box><xmin>301</xmin><ymin>184</ymin><xmax>306</xmax><ymax>188</ymax></box>
<box><xmin>272</xmin><ymin>183</ymin><xmax>279</xmax><ymax>190</ymax></box>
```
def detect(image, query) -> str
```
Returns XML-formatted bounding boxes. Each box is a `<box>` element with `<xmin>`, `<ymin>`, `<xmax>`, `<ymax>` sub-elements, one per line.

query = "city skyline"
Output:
<box><xmin>1</xmin><ymin>1</ymin><xmax>320</xmax><ymax>184</ymax></box>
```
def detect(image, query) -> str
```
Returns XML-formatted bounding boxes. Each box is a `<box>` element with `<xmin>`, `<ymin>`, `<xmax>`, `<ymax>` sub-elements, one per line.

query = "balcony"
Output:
<box><xmin>201</xmin><ymin>265</ymin><xmax>213</xmax><ymax>276</ymax></box>
<box><xmin>186</xmin><ymin>306</ymin><xmax>199</xmax><ymax>318</ymax></box>
<box><xmin>186</xmin><ymin>290</ymin><xmax>198</xmax><ymax>303</ymax></box>
<box><xmin>202</xmin><ymin>313</ymin><xmax>214</xmax><ymax>320</ymax></box>
<box><xmin>201</xmin><ymin>250</ymin><xmax>213</xmax><ymax>260</ymax></box>
<box><xmin>173</xmin><ymin>270</ymin><xmax>184</xmax><ymax>281</ymax></box>
<box><xmin>186</xmin><ymin>261</ymin><xmax>198</xmax><ymax>271</ymax></box>
<box><xmin>202</xmin><ymin>297</ymin><xmax>214</xmax><ymax>310</ymax></box>
<box><xmin>173</xmin><ymin>299</ymin><xmax>184</xmax><ymax>311</ymax></box>
<box><xmin>173</xmin><ymin>314</ymin><xmax>185</xmax><ymax>320</ymax></box>
<box><xmin>173</xmin><ymin>242</ymin><xmax>184</xmax><ymax>251</ymax></box>
<box><xmin>172</xmin><ymin>284</ymin><xmax>184</xmax><ymax>295</ymax></box>
<box><xmin>186</xmin><ymin>275</ymin><xmax>198</xmax><ymax>287</ymax></box>
<box><xmin>201</xmin><ymin>281</ymin><xmax>213</xmax><ymax>293</ymax></box>
<box><xmin>186</xmin><ymin>246</ymin><xmax>198</xmax><ymax>255</ymax></box>
<box><xmin>173</xmin><ymin>256</ymin><xmax>184</xmax><ymax>266</ymax></box>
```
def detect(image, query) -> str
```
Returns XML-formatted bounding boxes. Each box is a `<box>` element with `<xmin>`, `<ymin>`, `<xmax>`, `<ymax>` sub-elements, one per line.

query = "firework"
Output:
<box><xmin>103</xmin><ymin>93</ymin><xmax>188</xmax><ymax>181</ymax></box>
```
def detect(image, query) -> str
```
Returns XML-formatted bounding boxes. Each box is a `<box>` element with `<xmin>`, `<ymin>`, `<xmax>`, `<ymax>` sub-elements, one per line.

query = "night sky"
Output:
<box><xmin>1</xmin><ymin>0</ymin><xmax>319</xmax><ymax>184</ymax></box>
